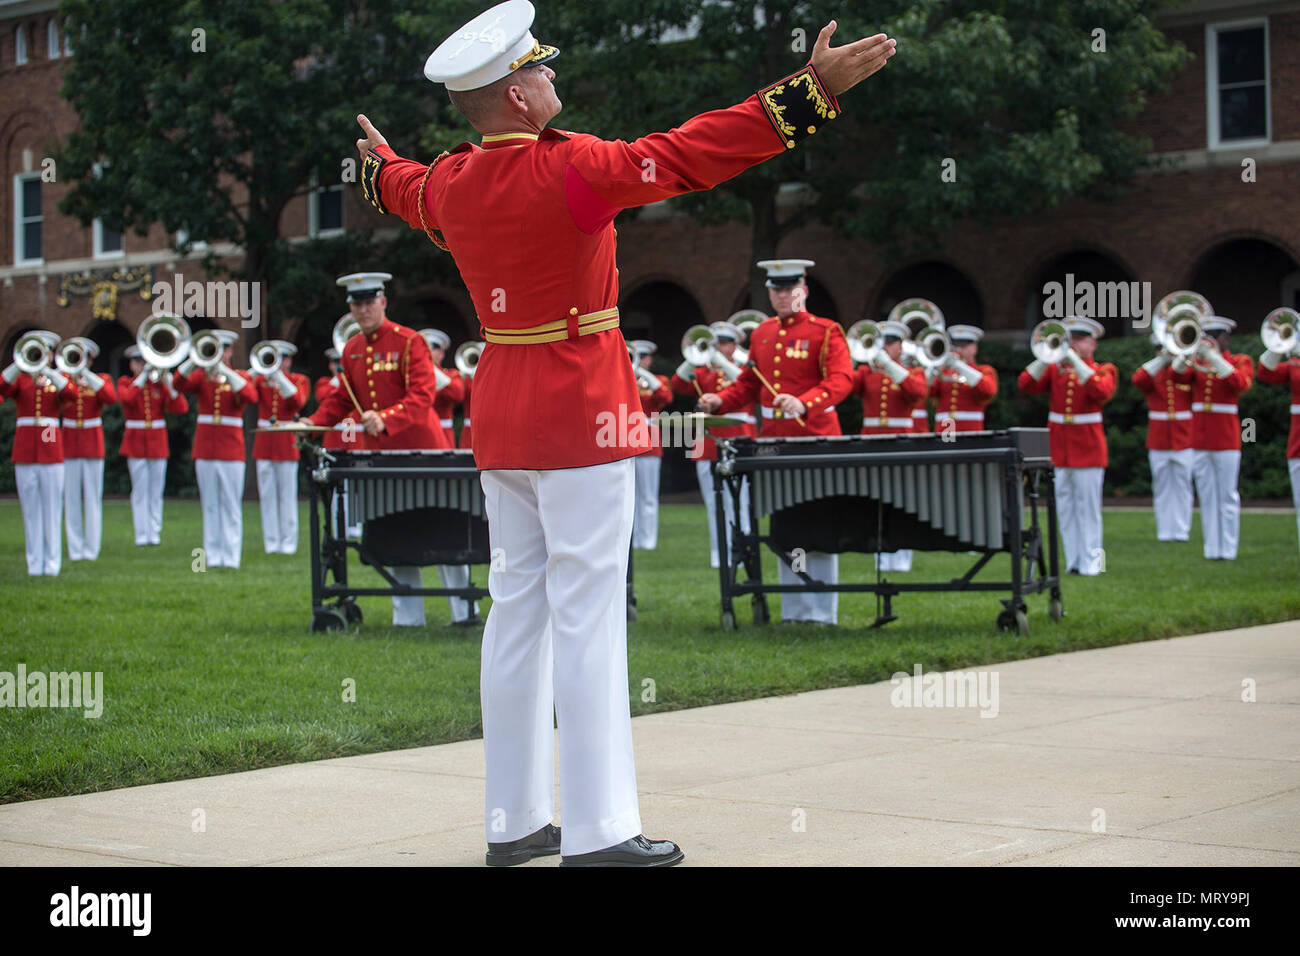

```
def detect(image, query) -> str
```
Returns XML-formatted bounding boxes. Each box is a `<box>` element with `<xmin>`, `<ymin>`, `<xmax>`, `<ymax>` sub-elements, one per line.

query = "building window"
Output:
<box><xmin>92</xmin><ymin>164</ymin><xmax>125</xmax><ymax>259</ymax></box>
<box><xmin>14</xmin><ymin>173</ymin><xmax>43</xmax><ymax>265</ymax></box>
<box><xmin>15</xmin><ymin>24</ymin><xmax>27</xmax><ymax>65</ymax></box>
<box><xmin>176</xmin><ymin>228</ymin><xmax>209</xmax><ymax>252</ymax></box>
<box><xmin>64</xmin><ymin>19</ymin><xmax>75</xmax><ymax>56</ymax></box>
<box><xmin>1207</xmin><ymin>19</ymin><xmax>1270</xmax><ymax>148</ymax></box>
<box><xmin>47</xmin><ymin>20</ymin><xmax>59</xmax><ymax>58</ymax></box>
<box><xmin>309</xmin><ymin>181</ymin><xmax>345</xmax><ymax>237</ymax></box>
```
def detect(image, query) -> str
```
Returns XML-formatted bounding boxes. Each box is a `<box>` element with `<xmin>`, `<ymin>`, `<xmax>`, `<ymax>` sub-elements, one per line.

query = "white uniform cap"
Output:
<box><xmin>756</xmin><ymin>259</ymin><xmax>815</xmax><ymax>288</ymax></box>
<box><xmin>424</xmin><ymin>0</ymin><xmax>560</xmax><ymax>92</ymax></box>
<box><xmin>880</xmin><ymin>321</ymin><xmax>908</xmax><ymax>340</ymax></box>
<box><xmin>325</xmin><ymin>347</ymin><xmax>341</xmax><ymax>361</ymax></box>
<box><xmin>630</xmin><ymin>339</ymin><xmax>657</xmax><ymax>357</ymax></box>
<box><xmin>270</xmin><ymin>339</ymin><xmax>297</xmax><ymax>357</ymax></box>
<box><xmin>946</xmin><ymin>325</ymin><xmax>984</xmax><ymax>344</ymax></box>
<box><xmin>214</xmin><ymin>329</ymin><xmax>239</xmax><ymax>347</ymax></box>
<box><xmin>1065</xmin><ymin>316</ymin><xmax>1105</xmax><ymax>339</ymax></box>
<box><xmin>337</xmin><ymin>272</ymin><xmax>393</xmax><ymax>302</ymax></box>
<box><xmin>709</xmin><ymin>322</ymin><xmax>742</xmax><ymax>343</ymax></box>
<box><xmin>124</xmin><ymin>344</ymin><xmax>142</xmax><ymax>359</ymax></box>
<box><xmin>420</xmin><ymin>328</ymin><xmax>451</xmax><ymax>351</ymax></box>
<box><xmin>34</xmin><ymin>330</ymin><xmax>60</xmax><ymax>348</ymax></box>
<box><xmin>1201</xmin><ymin>315</ymin><xmax>1237</xmax><ymax>334</ymax></box>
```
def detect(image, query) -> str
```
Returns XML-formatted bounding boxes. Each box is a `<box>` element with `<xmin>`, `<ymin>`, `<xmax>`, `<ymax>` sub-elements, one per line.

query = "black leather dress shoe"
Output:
<box><xmin>486</xmin><ymin>823</ymin><xmax>561</xmax><ymax>866</ymax></box>
<box><xmin>560</xmin><ymin>834</ymin><xmax>684</xmax><ymax>867</ymax></box>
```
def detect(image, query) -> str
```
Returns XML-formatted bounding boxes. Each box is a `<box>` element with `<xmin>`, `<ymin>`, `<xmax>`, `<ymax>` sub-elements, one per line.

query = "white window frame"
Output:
<box><xmin>1206</xmin><ymin>17</ymin><xmax>1271</xmax><ymax>150</ymax></box>
<box><xmin>308</xmin><ymin>175</ymin><xmax>345</xmax><ymax>238</ymax></box>
<box><xmin>47</xmin><ymin>19</ymin><xmax>59</xmax><ymax>59</ymax></box>
<box><xmin>91</xmin><ymin>163</ymin><xmax>125</xmax><ymax>260</ymax></box>
<box><xmin>14</xmin><ymin>172</ymin><xmax>43</xmax><ymax>266</ymax></box>
<box><xmin>64</xmin><ymin>19</ymin><xmax>75</xmax><ymax>56</ymax></box>
<box><xmin>15</xmin><ymin>23</ymin><xmax>27</xmax><ymax>65</ymax></box>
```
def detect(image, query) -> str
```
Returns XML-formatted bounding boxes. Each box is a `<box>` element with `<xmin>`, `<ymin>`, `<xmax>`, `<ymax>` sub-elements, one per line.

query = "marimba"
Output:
<box><xmin>712</xmin><ymin>428</ymin><xmax>1062</xmax><ymax>633</ymax></box>
<box><xmin>307</xmin><ymin>448</ymin><xmax>490</xmax><ymax>631</ymax></box>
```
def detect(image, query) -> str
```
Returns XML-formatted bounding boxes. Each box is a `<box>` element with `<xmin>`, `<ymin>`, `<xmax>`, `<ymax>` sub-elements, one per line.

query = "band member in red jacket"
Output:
<box><xmin>251</xmin><ymin>340</ymin><xmax>310</xmax><ymax>554</ymax></box>
<box><xmin>303</xmin><ymin>272</ymin><xmax>451</xmax><ymax>626</ymax></box>
<box><xmin>59</xmin><ymin>337</ymin><xmax>117</xmax><ymax>561</ymax></box>
<box><xmin>702</xmin><ymin>259</ymin><xmax>855</xmax><ymax>622</ymax></box>
<box><xmin>629</xmin><ymin>340</ymin><xmax>671</xmax><ymax>549</ymax></box>
<box><xmin>671</xmin><ymin>320</ymin><xmax>756</xmax><ymax>567</ymax></box>
<box><xmin>362</xmin><ymin>0</ymin><xmax>894</xmax><ymax>864</ymax></box>
<box><xmin>119</xmin><ymin>344</ymin><xmax>189</xmax><ymax>545</ymax></box>
<box><xmin>1191</xmin><ymin>316</ymin><xmax>1254</xmax><ymax>561</ymax></box>
<box><xmin>1257</xmin><ymin>308</ymin><xmax>1300</xmax><ymax>556</ymax></box>
<box><xmin>929</xmin><ymin>325</ymin><xmax>998</xmax><ymax>436</ymax></box>
<box><xmin>1018</xmin><ymin>316</ymin><xmax>1117</xmax><ymax>575</ymax></box>
<box><xmin>1</xmin><ymin>332</ymin><xmax>76</xmax><ymax>575</ymax></box>
<box><xmin>177</xmin><ymin>329</ymin><xmax>258</xmax><ymax>569</ymax></box>
<box><xmin>1132</xmin><ymin>338</ymin><xmax>1195</xmax><ymax>542</ymax></box>
<box><xmin>851</xmin><ymin>318</ymin><xmax>928</xmax><ymax>572</ymax></box>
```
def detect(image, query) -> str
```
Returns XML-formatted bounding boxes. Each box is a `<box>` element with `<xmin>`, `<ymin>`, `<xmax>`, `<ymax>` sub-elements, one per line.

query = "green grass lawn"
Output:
<box><xmin>1</xmin><ymin>497</ymin><xmax>1298</xmax><ymax>803</ymax></box>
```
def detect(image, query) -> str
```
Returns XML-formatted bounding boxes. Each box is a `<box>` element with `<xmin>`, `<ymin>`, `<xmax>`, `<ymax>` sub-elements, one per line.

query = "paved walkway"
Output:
<box><xmin>2</xmin><ymin>622</ymin><xmax>1296</xmax><ymax>866</ymax></box>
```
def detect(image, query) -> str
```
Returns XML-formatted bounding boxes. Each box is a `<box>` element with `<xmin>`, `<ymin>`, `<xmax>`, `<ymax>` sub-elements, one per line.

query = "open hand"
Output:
<box><xmin>811</xmin><ymin>21</ymin><xmax>897</xmax><ymax>98</ymax></box>
<box><xmin>356</xmin><ymin>114</ymin><xmax>389</xmax><ymax>158</ymax></box>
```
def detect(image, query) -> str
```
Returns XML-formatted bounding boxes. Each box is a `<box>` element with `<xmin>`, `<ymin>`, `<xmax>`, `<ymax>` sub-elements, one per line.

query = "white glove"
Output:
<box><xmin>1140</xmin><ymin>353</ymin><xmax>1171</xmax><ymax>378</ymax></box>
<box><xmin>220</xmin><ymin>364</ymin><xmax>248</xmax><ymax>390</ymax></box>
<box><xmin>1066</xmin><ymin>348</ymin><xmax>1094</xmax><ymax>383</ymax></box>
<box><xmin>635</xmin><ymin>366</ymin><xmax>660</xmax><ymax>391</ymax></box>
<box><xmin>40</xmin><ymin>367</ymin><xmax>69</xmax><ymax>391</ymax></box>
<box><xmin>270</xmin><ymin>368</ymin><xmax>296</xmax><ymax>398</ymax></box>
<box><xmin>713</xmin><ymin>353</ymin><xmax>744</xmax><ymax>382</ymax></box>
<box><xmin>1171</xmin><ymin>355</ymin><xmax>1190</xmax><ymax>375</ymax></box>
<box><xmin>949</xmin><ymin>357</ymin><xmax>984</xmax><ymax>388</ymax></box>
<box><xmin>178</xmin><ymin>357</ymin><xmax>196</xmax><ymax>377</ymax></box>
<box><xmin>1207</xmin><ymin>349</ymin><xmax>1234</xmax><ymax>377</ymax></box>
<box><xmin>675</xmin><ymin>361</ymin><xmax>695</xmax><ymax>382</ymax></box>
<box><xmin>433</xmin><ymin>367</ymin><xmax>450</xmax><ymax>390</ymax></box>
<box><xmin>1260</xmin><ymin>349</ymin><xmax>1282</xmax><ymax>371</ymax></box>
<box><xmin>879</xmin><ymin>354</ymin><xmax>908</xmax><ymax>385</ymax></box>
<box><xmin>1</xmin><ymin>363</ymin><xmax>18</xmax><ymax>384</ymax></box>
<box><xmin>1025</xmin><ymin>358</ymin><xmax>1049</xmax><ymax>381</ymax></box>
<box><xmin>133</xmin><ymin>370</ymin><xmax>149</xmax><ymax>389</ymax></box>
<box><xmin>329</xmin><ymin>375</ymin><xmax>340</xmax><ymax>388</ymax></box>
<box><xmin>81</xmin><ymin>369</ymin><xmax>105</xmax><ymax>392</ymax></box>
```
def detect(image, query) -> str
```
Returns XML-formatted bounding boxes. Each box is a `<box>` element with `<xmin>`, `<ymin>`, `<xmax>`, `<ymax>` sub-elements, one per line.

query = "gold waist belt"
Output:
<box><xmin>482</xmin><ymin>307</ymin><xmax>620</xmax><ymax>345</ymax></box>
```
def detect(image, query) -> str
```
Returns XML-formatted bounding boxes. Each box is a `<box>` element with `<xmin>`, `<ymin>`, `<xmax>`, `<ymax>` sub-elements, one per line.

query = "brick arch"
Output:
<box><xmin>1185</xmin><ymin>235</ymin><xmax>1300</xmax><ymax>327</ymax></box>
<box><xmin>1019</xmin><ymin>245</ymin><xmax>1141</xmax><ymax>338</ymax></box>
<box><xmin>868</xmin><ymin>258</ymin><xmax>986</xmax><ymax>330</ymax></box>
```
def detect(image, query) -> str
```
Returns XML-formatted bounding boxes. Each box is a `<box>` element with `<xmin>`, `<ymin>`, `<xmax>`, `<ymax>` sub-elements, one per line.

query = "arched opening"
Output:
<box><xmin>413</xmin><ymin>298</ymin><xmax>471</xmax><ymax>349</ymax></box>
<box><xmin>85</xmin><ymin>319</ymin><xmax>135</xmax><ymax>380</ymax></box>
<box><xmin>874</xmin><ymin>261</ymin><xmax>984</xmax><ymax>330</ymax></box>
<box><xmin>1024</xmin><ymin>249</ymin><xmax>1139</xmax><ymax>338</ymax></box>
<box><xmin>1187</xmin><ymin>239</ymin><xmax>1300</xmax><ymax>326</ymax></box>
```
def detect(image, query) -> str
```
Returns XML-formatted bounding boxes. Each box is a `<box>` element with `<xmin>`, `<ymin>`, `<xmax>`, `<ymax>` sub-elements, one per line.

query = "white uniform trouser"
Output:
<box><xmin>1194</xmin><ymin>449</ymin><xmax>1242</xmax><ymax>560</ymax></box>
<box><xmin>479</xmin><ymin>459</ymin><xmax>641</xmax><ymax>856</ymax></box>
<box><xmin>195</xmin><ymin>459</ymin><xmax>245</xmax><ymax>569</ymax></box>
<box><xmin>15</xmin><ymin>463</ymin><xmax>64</xmax><ymax>576</ymax></box>
<box><xmin>1055</xmin><ymin>466</ymin><xmax>1105</xmax><ymax>575</ymax></box>
<box><xmin>1149</xmin><ymin>448</ymin><xmax>1193</xmax><ymax>541</ymax></box>
<box><xmin>632</xmin><ymin>454</ymin><xmax>661</xmax><ymax>549</ymax></box>
<box><xmin>875</xmin><ymin>550</ymin><xmax>913</xmax><ymax>572</ymax></box>
<box><xmin>64</xmin><ymin>457</ymin><xmax>104</xmax><ymax>560</ymax></box>
<box><xmin>779</xmin><ymin>552</ymin><xmax>838</xmax><ymax>624</ymax></box>
<box><xmin>696</xmin><ymin>459</ymin><xmax>751</xmax><ymax>569</ymax></box>
<box><xmin>435</xmin><ymin>564</ymin><xmax>478</xmax><ymax>623</ymax></box>
<box><xmin>256</xmin><ymin>459</ymin><xmax>299</xmax><ymax>554</ymax></box>
<box><xmin>1290</xmin><ymin>459</ymin><xmax>1300</xmax><ymax>558</ymax></box>
<box><xmin>390</xmin><ymin>566</ymin><xmax>426</xmax><ymax>626</ymax></box>
<box><xmin>127</xmin><ymin>457</ymin><xmax>167</xmax><ymax>545</ymax></box>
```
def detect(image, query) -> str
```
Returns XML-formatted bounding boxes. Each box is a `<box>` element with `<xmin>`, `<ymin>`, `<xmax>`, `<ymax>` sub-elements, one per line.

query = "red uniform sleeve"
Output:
<box><xmin>308</xmin><ymin>377</ymin><xmax>355</xmax><ymax>427</ymax></box>
<box><xmin>116</xmin><ymin>375</ymin><xmax>138</xmax><ymax>405</ymax></box>
<box><xmin>1258</xmin><ymin>359</ymin><xmax>1295</xmax><ymax>386</ymax></box>
<box><xmin>166</xmin><ymin>388</ymin><xmax>190</xmax><ymax>414</ymax></box>
<box><xmin>1131</xmin><ymin>366</ymin><xmax>1154</xmax><ymax>395</ymax></box>
<box><xmin>440</xmin><ymin>369</ymin><xmax>465</xmax><ymax>405</ymax></box>
<box><xmin>378</xmin><ymin>334</ymin><xmax>437</xmax><ymax>438</ymax></box>
<box><xmin>1084</xmin><ymin>362</ymin><xmax>1118</xmax><ymax>404</ymax></box>
<box><xmin>232</xmin><ymin>372</ymin><xmax>259</xmax><ymax>406</ymax></box>
<box><xmin>974</xmin><ymin>365</ymin><xmax>998</xmax><ymax>403</ymax></box>
<box><xmin>93</xmin><ymin>376</ymin><xmax>118</xmax><ymax>405</ymax></box>
<box><xmin>715</xmin><ymin>365</ymin><xmax>764</xmax><ymax>414</ymax></box>
<box><xmin>0</xmin><ymin>378</ymin><xmax>15</xmax><ymax>400</ymax></box>
<box><xmin>897</xmin><ymin>367</ymin><xmax>928</xmax><ymax>403</ymax></box>
<box><xmin>1018</xmin><ymin>365</ymin><xmax>1052</xmax><ymax>395</ymax></box>
<box><xmin>176</xmin><ymin>369</ymin><xmax>203</xmax><ymax>394</ymax></box>
<box><xmin>670</xmin><ymin>372</ymin><xmax>700</xmax><ymax>397</ymax></box>
<box><xmin>1221</xmin><ymin>354</ymin><xmax>1254</xmax><ymax>395</ymax></box>
<box><xmin>797</xmin><ymin>324</ymin><xmax>854</xmax><ymax>411</ymax></box>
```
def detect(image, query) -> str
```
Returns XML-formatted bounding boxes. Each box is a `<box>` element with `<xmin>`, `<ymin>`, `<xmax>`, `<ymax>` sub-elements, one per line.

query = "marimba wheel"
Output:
<box><xmin>1049</xmin><ymin>597</ymin><xmax>1064</xmax><ymax>621</ymax></box>
<box><xmin>312</xmin><ymin>608</ymin><xmax>347</xmax><ymax>632</ymax></box>
<box><xmin>343</xmin><ymin>602</ymin><xmax>364</xmax><ymax>624</ymax></box>
<box><xmin>720</xmin><ymin>610</ymin><xmax>737</xmax><ymax>631</ymax></box>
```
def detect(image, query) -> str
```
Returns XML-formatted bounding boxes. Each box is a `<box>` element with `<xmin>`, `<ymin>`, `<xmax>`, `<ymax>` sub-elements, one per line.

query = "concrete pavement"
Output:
<box><xmin>1</xmin><ymin>621</ymin><xmax>1297</xmax><ymax>866</ymax></box>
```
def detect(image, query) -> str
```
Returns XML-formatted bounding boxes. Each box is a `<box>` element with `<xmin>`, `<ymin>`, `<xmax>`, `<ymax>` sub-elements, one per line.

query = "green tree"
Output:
<box><xmin>542</xmin><ymin>0</ymin><xmax>1188</xmax><ymax>308</ymax></box>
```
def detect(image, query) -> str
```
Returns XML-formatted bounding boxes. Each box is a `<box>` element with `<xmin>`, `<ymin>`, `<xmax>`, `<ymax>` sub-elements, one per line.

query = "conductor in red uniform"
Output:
<box><xmin>356</xmin><ymin>0</ymin><xmax>895</xmax><ymax>865</ymax></box>
<box><xmin>701</xmin><ymin>259</ymin><xmax>854</xmax><ymax>622</ymax></box>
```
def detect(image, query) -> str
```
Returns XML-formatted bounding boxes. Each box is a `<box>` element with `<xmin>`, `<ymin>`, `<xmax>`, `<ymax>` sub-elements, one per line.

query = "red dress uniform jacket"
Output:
<box><xmin>363</xmin><ymin>64</ymin><xmax>841</xmax><ymax>469</ymax></box>
<box><xmin>458</xmin><ymin>375</ymin><xmax>474</xmax><ymax>449</ymax></box>
<box><xmin>117</xmin><ymin>377</ymin><xmax>188</xmax><ymax>458</ymax></box>
<box><xmin>854</xmin><ymin>365</ymin><xmax>929</xmax><ymax>435</ymax></box>
<box><xmin>714</xmin><ymin>313</ymin><xmax>853</xmax><ymax>437</ymax></box>
<box><xmin>1132</xmin><ymin>364</ymin><xmax>1195</xmax><ymax>451</ymax></box>
<box><xmin>308</xmin><ymin>318</ymin><xmax>449</xmax><ymax>451</ymax></box>
<box><xmin>1258</xmin><ymin>357</ymin><xmax>1300</xmax><ymax>458</ymax></box>
<box><xmin>251</xmin><ymin>372</ymin><xmax>310</xmax><ymax>461</ymax></box>
<box><xmin>0</xmin><ymin>373</ymin><xmax>76</xmax><ymax>463</ymax></box>
<box><xmin>177</xmin><ymin>369</ymin><xmax>258</xmax><ymax>461</ymax></box>
<box><xmin>637</xmin><ymin>374</ymin><xmax>672</xmax><ymax>459</ymax></box>
<box><xmin>670</xmin><ymin>365</ymin><xmax>758</xmax><ymax>461</ymax></box>
<box><xmin>1191</xmin><ymin>351</ymin><xmax>1253</xmax><ymax>451</ymax></box>
<box><xmin>931</xmin><ymin>364</ymin><xmax>998</xmax><ymax>433</ymax></box>
<box><xmin>314</xmin><ymin>375</ymin><xmax>350</xmax><ymax>450</ymax></box>
<box><xmin>432</xmin><ymin>367</ymin><xmax>466</xmax><ymax>447</ymax></box>
<box><xmin>60</xmin><ymin>376</ymin><xmax>118</xmax><ymax>459</ymax></box>
<box><xmin>1017</xmin><ymin>359</ymin><xmax>1117</xmax><ymax>468</ymax></box>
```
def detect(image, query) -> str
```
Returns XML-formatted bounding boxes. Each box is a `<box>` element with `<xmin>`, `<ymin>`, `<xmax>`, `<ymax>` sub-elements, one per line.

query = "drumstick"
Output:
<box><xmin>747</xmin><ymin>362</ymin><xmax>807</xmax><ymax>428</ymax></box>
<box><xmin>338</xmin><ymin>367</ymin><xmax>366</xmax><ymax>417</ymax></box>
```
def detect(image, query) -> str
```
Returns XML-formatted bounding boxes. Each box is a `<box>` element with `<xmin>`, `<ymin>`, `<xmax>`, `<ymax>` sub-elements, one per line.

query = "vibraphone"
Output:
<box><xmin>712</xmin><ymin>428</ymin><xmax>1061</xmax><ymax>633</ymax></box>
<box><xmin>308</xmin><ymin>447</ymin><xmax>490</xmax><ymax>630</ymax></box>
